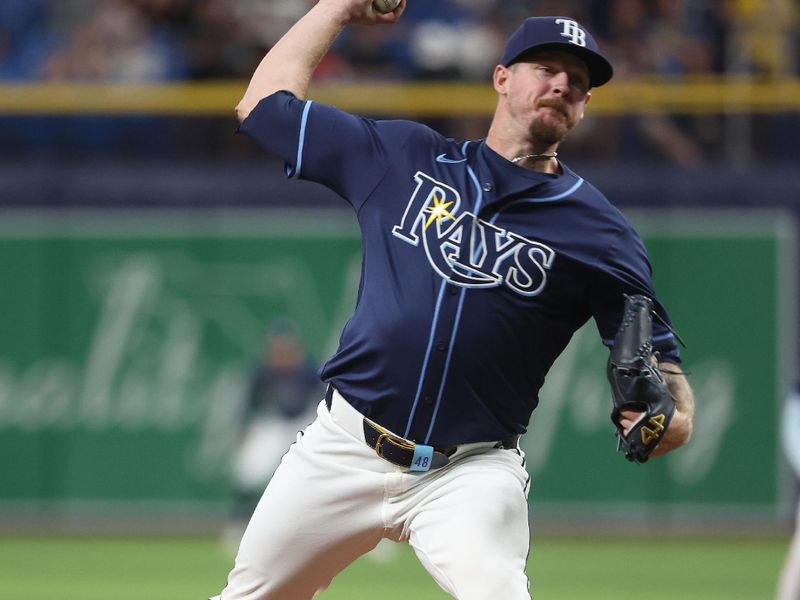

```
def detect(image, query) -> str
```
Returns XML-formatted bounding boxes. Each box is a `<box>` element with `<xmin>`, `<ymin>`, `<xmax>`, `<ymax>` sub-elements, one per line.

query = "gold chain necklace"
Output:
<box><xmin>510</xmin><ymin>152</ymin><xmax>558</xmax><ymax>164</ymax></box>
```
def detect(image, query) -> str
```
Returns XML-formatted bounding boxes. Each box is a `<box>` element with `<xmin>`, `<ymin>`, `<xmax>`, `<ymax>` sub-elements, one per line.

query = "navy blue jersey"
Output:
<box><xmin>241</xmin><ymin>91</ymin><xmax>681</xmax><ymax>447</ymax></box>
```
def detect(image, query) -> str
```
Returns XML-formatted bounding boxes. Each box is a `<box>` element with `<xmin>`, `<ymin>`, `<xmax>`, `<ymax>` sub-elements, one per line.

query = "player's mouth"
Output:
<box><xmin>536</xmin><ymin>99</ymin><xmax>570</xmax><ymax>119</ymax></box>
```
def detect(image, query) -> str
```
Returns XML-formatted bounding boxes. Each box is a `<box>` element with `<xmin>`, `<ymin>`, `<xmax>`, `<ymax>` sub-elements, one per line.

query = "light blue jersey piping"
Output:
<box><xmin>419</xmin><ymin>164</ymin><xmax>485</xmax><ymax>443</ymax></box>
<box><xmin>501</xmin><ymin>177</ymin><xmax>585</xmax><ymax>210</ymax></box>
<box><xmin>403</xmin><ymin>278</ymin><xmax>448</xmax><ymax>438</ymax></box>
<box><xmin>288</xmin><ymin>101</ymin><xmax>313</xmax><ymax>178</ymax></box>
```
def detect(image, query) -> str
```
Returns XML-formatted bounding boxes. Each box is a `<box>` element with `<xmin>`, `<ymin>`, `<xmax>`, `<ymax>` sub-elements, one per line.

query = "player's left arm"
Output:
<box><xmin>592</xmin><ymin>225</ymin><xmax>694</xmax><ymax>459</ymax></box>
<box><xmin>607</xmin><ymin>304</ymin><xmax>695</xmax><ymax>461</ymax></box>
<box><xmin>616</xmin><ymin>362</ymin><xmax>694</xmax><ymax>458</ymax></box>
<box><xmin>650</xmin><ymin>363</ymin><xmax>694</xmax><ymax>456</ymax></box>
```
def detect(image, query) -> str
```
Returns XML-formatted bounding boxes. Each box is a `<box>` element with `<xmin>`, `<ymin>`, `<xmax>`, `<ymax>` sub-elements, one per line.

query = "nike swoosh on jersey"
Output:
<box><xmin>435</xmin><ymin>154</ymin><xmax>467</xmax><ymax>164</ymax></box>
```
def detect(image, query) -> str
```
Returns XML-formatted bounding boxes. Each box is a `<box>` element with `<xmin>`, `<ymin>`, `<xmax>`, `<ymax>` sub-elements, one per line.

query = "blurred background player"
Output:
<box><xmin>230</xmin><ymin>318</ymin><xmax>320</xmax><ymax>525</ymax></box>
<box><xmin>778</xmin><ymin>378</ymin><xmax>800</xmax><ymax>600</ymax></box>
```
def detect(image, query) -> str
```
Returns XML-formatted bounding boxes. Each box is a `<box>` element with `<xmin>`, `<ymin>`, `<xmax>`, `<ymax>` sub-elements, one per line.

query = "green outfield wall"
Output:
<box><xmin>0</xmin><ymin>210</ymin><xmax>794</xmax><ymax>521</ymax></box>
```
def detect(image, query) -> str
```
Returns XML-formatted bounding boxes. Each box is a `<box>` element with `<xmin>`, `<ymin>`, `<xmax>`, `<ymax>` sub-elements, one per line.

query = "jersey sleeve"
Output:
<box><xmin>587</xmin><ymin>224</ymin><xmax>682</xmax><ymax>364</ymax></box>
<box><xmin>239</xmin><ymin>91</ymin><xmax>410</xmax><ymax>210</ymax></box>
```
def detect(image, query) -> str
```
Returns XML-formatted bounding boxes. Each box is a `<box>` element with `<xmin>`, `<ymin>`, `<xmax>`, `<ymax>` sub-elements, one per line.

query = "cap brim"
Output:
<box><xmin>504</xmin><ymin>42</ymin><xmax>614</xmax><ymax>88</ymax></box>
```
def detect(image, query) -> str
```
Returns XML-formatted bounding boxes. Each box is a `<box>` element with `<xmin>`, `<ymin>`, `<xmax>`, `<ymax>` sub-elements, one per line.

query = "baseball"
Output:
<box><xmin>372</xmin><ymin>0</ymin><xmax>401</xmax><ymax>13</ymax></box>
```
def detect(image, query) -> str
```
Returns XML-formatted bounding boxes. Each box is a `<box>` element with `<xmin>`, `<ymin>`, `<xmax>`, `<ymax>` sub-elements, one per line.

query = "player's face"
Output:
<box><xmin>499</xmin><ymin>51</ymin><xmax>591</xmax><ymax>146</ymax></box>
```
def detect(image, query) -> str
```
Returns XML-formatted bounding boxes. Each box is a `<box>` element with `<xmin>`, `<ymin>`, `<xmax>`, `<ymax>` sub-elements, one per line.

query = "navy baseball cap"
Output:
<box><xmin>500</xmin><ymin>16</ymin><xmax>613</xmax><ymax>88</ymax></box>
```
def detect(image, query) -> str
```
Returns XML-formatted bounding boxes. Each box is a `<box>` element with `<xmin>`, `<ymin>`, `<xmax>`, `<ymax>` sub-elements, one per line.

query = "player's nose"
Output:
<box><xmin>549</xmin><ymin>71</ymin><xmax>571</xmax><ymax>96</ymax></box>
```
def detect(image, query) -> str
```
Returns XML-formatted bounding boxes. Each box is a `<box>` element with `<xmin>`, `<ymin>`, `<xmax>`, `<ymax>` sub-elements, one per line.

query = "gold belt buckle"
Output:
<box><xmin>374</xmin><ymin>430</ymin><xmax>415</xmax><ymax>460</ymax></box>
<box><xmin>375</xmin><ymin>433</ymin><xmax>390</xmax><ymax>458</ymax></box>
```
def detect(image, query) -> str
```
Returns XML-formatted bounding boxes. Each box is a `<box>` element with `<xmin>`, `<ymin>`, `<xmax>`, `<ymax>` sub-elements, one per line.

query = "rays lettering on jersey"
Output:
<box><xmin>392</xmin><ymin>171</ymin><xmax>555</xmax><ymax>296</ymax></box>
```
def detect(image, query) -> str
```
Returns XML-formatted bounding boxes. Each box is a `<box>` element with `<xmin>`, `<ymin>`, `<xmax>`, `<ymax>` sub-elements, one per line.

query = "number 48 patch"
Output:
<box><xmin>410</xmin><ymin>445</ymin><xmax>434</xmax><ymax>472</ymax></box>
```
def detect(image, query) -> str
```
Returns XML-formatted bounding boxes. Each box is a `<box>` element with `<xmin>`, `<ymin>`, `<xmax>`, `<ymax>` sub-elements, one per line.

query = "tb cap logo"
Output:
<box><xmin>554</xmin><ymin>18</ymin><xmax>587</xmax><ymax>47</ymax></box>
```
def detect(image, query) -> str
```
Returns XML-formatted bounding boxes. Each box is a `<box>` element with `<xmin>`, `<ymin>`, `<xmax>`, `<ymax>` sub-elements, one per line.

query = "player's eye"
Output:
<box><xmin>533</xmin><ymin>65</ymin><xmax>555</xmax><ymax>81</ymax></box>
<box><xmin>570</xmin><ymin>77</ymin><xmax>589</xmax><ymax>95</ymax></box>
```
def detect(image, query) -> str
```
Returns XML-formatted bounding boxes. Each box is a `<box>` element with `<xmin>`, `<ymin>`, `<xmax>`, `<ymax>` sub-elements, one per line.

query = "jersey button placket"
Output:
<box><xmin>405</xmin><ymin>285</ymin><xmax>462</xmax><ymax>443</ymax></box>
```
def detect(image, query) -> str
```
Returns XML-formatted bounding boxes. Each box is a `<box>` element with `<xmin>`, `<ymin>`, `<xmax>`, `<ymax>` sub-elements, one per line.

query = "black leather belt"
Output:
<box><xmin>362</xmin><ymin>417</ymin><xmax>453</xmax><ymax>471</ymax></box>
<box><xmin>325</xmin><ymin>385</ymin><xmax>520</xmax><ymax>472</ymax></box>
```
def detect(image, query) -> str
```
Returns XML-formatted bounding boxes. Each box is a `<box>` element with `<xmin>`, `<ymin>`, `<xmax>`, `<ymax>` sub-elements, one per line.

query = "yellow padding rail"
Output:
<box><xmin>1</xmin><ymin>77</ymin><xmax>799</xmax><ymax>116</ymax></box>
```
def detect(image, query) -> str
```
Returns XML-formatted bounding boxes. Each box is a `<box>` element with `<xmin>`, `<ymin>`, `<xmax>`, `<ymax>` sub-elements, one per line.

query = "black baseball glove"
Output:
<box><xmin>606</xmin><ymin>294</ymin><xmax>676</xmax><ymax>464</ymax></box>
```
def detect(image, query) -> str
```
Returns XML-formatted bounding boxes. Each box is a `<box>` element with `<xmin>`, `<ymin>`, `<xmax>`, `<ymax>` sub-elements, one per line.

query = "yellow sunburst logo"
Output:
<box><xmin>424</xmin><ymin>192</ymin><xmax>456</xmax><ymax>229</ymax></box>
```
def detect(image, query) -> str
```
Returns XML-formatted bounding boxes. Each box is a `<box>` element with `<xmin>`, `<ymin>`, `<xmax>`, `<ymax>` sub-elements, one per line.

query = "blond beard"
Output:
<box><xmin>529</xmin><ymin>106</ymin><xmax>575</xmax><ymax>146</ymax></box>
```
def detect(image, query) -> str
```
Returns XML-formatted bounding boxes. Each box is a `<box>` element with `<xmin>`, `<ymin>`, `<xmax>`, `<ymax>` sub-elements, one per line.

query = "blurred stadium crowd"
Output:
<box><xmin>0</xmin><ymin>0</ymin><xmax>798</xmax><ymax>166</ymax></box>
<box><xmin>0</xmin><ymin>0</ymin><xmax>797</xmax><ymax>82</ymax></box>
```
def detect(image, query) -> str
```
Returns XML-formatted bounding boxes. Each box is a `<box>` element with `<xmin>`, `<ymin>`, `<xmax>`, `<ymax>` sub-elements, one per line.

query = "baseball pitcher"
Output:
<box><xmin>211</xmin><ymin>1</ymin><xmax>695</xmax><ymax>598</ymax></box>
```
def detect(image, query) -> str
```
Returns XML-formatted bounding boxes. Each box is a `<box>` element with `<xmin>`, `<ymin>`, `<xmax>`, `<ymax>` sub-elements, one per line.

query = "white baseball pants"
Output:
<box><xmin>213</xmin><ymin>390</ymin><xmax>532</xmax><ymax>600</ymax></box>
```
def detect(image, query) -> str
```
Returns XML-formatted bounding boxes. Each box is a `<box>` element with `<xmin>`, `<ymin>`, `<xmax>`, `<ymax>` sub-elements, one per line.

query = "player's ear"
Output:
<box><xmin>577</xmin><ymin>91</ymin><xmax>591</xmax><ymax>121</ymax></box>
<box><xmin>493</xmin><ymin>64</ymin><xmax>510</xmax><ymax>94</ymax></box>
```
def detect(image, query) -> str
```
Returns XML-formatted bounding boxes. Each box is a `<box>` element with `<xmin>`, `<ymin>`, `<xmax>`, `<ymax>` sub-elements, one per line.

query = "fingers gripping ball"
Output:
<box><xmin>373</xmin><ymin>0</ymin><xmax>401</xmax><ymax>13</ymax></box>
<box><xmin>606</xmin><ymin>294</ymin><xmax>676</xmax><ymax>463</ymax></box>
